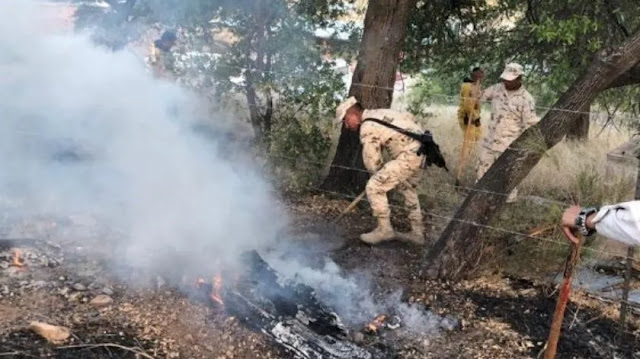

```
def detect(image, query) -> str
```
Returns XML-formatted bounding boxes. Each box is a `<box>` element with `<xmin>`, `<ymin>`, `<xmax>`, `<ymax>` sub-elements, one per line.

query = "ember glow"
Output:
<box><xmin>212</xmin><ymin>275</ymin><xmax>224</xmax><ymax>306</ymax></box>
<box><xmin>365</xmin><ymin>314</ymin><xmax>387</xmax><ymax>334</ymax></box>
<box><xmin>195</xmin><ymin>276</ymin><xmax>224</xmax><ymax>306</ymax></box>
<box><xmin>11</xmin><ymin>249</ymin><xmax>24</xmax><ymax>268</ymax></box>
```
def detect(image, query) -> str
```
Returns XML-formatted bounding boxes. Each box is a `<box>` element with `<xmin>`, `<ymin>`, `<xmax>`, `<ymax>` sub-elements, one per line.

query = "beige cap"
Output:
<box><xmin>334</xmin><ymin>96</ymin><xmax>358</xmax><ymax>126</ymax></box>
<box><xmin>500</xmin><ymin>63</ymin><xmax>524</xmax><ymax>81</ymax></box>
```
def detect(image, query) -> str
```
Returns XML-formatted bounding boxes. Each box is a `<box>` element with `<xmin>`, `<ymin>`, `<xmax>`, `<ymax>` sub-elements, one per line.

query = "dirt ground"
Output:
<box><xmin>0</xmin><ymin>193</ymin><xmax>639</xmax><ymax>358</ymax></box>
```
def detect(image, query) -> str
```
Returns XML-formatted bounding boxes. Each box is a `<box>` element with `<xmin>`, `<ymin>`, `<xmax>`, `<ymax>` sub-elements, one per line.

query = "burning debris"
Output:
<box><xmin>365</xmin><ymin>314</ymin><xmax>401</xmax><ymax>335</ymax></box>
<box><xmin>195</xmin><ymin>275</ymin><xmax>224</xmax><ymax>306</ymax></box>
<box><xmin>0</xmin><ymin>238</ymin><xmax>63</xmax><ymax>274</ymax></box>
<box><xmin>365</xmin><ymin>314</ymin><xmax>386</xmax><ymax>334</ymax></box>
<box><xmin>11</xmin><ymin>249</ymin><xmax>24</xmax><ymax>268</ymax></box>
<box><xmin>195</xmin><ymin>251</ymin><xmax>382</xmax><ymax>359</ymax></box>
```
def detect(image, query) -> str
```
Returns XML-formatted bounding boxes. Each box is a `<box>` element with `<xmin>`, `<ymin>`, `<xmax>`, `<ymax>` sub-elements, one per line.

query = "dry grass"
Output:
<box><xmin>274</xmin><ymin>97</ymin><xmax>638</xmax><ymax>274</ymax></box>
<box><xmin>413</xmin><ymin>104</ymin><xmax>636</xmax><ymax>206</ymax></box>
<box><xmin>401</xmin><ymin>103</ymin><xmax>639</xmax><ymax>276</ymax></box>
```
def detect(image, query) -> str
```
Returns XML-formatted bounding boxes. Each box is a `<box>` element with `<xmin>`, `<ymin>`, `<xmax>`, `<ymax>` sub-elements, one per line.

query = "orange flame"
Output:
<box><xmin>11</xmin><ymin>249</ymin><xmax>24</xmax><ymax>268</ymax></box>
<box><xmin>366</xmin><ymin>314</ymin><xmax>387</xmax><ymax>333</ymax></box>
<box><xmin>195</xmin><ymin>276</ymin><xmax>224</xmax><ymax>306</ymax></box>
<box><xmin>211</xmin><ymin>275</ymin><xmax>224</xmax><ymax>306</ymax></box>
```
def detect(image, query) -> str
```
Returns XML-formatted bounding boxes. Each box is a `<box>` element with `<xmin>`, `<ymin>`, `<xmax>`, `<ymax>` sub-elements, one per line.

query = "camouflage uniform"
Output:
<box><xmin>477</xmin><ymin>83</ymin><xmax>538</xmax><ymax>201</ymax></box>
<box><xmin>360</xmin><ymin>109</ymin><xmax>425</xmax><ymax>243</ymax></box>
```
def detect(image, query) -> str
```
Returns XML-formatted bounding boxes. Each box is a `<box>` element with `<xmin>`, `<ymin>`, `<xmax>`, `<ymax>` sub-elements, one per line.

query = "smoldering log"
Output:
<box><xmin>200</xmin><ymin>251</ymin><xmax>382</xmax><ymax>359</ymax></box>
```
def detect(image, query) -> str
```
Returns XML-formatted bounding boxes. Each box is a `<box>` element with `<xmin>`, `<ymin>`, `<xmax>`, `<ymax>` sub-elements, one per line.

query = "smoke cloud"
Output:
<box><xmin>0</xmin><ymin>0</ymin><xmax>286</xmax><ymax>275</ymax></box>
<box><xmin>0</xmin><ymin>0</ymin><xmax>443</xmax><ymax>336</ymax></box>
<box><xmin>266</xmin><ymin>253</ymin><xmax>443</xmax><ymax>334</ymax></box>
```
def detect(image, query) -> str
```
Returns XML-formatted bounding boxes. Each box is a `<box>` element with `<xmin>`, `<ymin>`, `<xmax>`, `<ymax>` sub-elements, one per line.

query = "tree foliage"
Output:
<box><xmin>75</xmin><ymin>0</ymin><xmax>355</xmax><ymax>167</ymax></box>
<box><xmin>404</xmin><ymin>0</ymin><xmax>640</xmax><ymax>125</ymax></box>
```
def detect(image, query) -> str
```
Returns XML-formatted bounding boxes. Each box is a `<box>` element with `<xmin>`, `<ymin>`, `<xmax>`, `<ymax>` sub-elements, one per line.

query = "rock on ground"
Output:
<box><xmin>28</xmin><ymin>321</ymin><xmax>71</xmax><ymax>344</ymax></box>
<box><xmin>90</xmin><ymin>294</ymin><xmax>114</xmax><ymax>308</ymax></box>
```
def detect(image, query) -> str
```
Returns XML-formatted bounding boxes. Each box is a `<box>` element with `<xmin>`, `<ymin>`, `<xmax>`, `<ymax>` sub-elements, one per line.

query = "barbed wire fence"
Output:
<box><xmin>191</xmin><ymin>61</ymin><xmax>640</xmax><ymax>126</ymax></box>
<box><xmin>4</xmin><ymin>61</ymin><xmax>640</xmax><ymax>347</ymax></box>
<box><xmin>274</xmin><ymin>150</ymin><xmax>640</xmax><ymax>335</ymax></box>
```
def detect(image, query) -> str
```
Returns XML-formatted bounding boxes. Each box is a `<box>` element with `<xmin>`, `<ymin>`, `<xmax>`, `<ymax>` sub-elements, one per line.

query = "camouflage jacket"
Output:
<box><xmin>359</xmin><ymin>109</ymin><xmax>423</xmax><ymax>173</ymax></box>
<box><xmin>480</xmin><ymin>83</ymin><xmax>538</xmax><ymax>152</ymax></box>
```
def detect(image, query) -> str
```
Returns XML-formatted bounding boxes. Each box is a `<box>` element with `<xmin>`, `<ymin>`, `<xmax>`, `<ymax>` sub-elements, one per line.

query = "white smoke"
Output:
<box><xmin>267</xmin><ymin>254</ymin><xmax>443</xmax><ymax>334</ymax></box>
<box><xmin>0</xmin><ymin>1</ymin><xmax>444</xmax><ymax>336</ymax></box>
<box><xmin>0</xmin><ymin>0</ymin><xmax>286</xmax><ymax>274</ymax></box>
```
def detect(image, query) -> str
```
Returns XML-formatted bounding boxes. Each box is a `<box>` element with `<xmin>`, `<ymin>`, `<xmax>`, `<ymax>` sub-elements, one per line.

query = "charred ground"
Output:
<box><xmin>0</xmin><ymin>193</ymin><xmax>638</xmax><ymax>359</ymax></box>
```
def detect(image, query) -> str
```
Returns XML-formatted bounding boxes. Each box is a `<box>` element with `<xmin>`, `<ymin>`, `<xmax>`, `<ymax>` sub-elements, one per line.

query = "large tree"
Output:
<box><xmin>321</xmin><ymin>0</ymin><xmax>418</xmax><ymax>194</ymax></box>
<box><xmin>421</xmin><ymin>29</ymin><xmax>640</xmax><ymax>280</ymax></box>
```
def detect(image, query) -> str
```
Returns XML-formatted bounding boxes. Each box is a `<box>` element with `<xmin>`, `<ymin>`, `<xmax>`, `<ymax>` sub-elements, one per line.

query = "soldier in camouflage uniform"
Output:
<box><xmin>334</xmin><ymin>97</ymin><xmax>426</xmax><ymax>244</ymax></box>
<box><xmin>148</xmin><ymin>31</ymin><xmax>177</xmax><ymax>79</ymax></box>
<box><xmin>477</xmin><ymin>63</ymin><xmax>538</xmax><ymax>202</ymax></box>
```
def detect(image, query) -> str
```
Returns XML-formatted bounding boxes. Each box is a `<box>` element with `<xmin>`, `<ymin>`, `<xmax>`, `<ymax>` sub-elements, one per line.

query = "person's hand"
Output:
<box><xmin>561</xmin><ymin>205</ymin><xmax>581</xmax><ymax>245</ymax></box>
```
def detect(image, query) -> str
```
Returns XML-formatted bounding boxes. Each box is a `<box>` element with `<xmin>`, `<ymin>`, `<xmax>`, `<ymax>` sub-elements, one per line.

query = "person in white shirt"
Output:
<box><xmin>561</xmin><ymin>202</ymin><xmax>640</xmax><ymax>246</ymax></box>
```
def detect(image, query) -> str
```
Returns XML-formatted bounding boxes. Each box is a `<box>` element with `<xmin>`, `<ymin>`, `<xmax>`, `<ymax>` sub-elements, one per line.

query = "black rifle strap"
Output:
<box><xmin>362</xmin><ymin>118</ymin><xmax>421</xmax><ymax>142</ymax></box>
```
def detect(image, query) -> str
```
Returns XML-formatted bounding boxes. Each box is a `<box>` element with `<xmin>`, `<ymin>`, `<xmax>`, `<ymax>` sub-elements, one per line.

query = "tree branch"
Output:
<box><xmin>606</xmin><ymin>63</ymin><xmax>640</xmax><ymax>89</ymax></box>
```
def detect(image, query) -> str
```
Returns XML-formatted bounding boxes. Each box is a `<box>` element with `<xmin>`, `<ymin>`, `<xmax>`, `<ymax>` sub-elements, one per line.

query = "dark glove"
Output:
<box><xmin>463</xmin><ymin>114</ymin><xmax>469</xmax><ymax>126</ymax></box>
<box><xmin>472</xmin><ymin>118</ymin><xmax>481</xmax><ymax>127</ymax></box>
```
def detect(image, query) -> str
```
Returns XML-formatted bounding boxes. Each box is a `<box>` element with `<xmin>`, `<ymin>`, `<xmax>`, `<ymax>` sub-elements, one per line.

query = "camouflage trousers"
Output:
<box><xmin>476</xmin><ymin>145</ymin><xmax>517</xmax><ymax>202</ymax></box>
<box><xmin>366</xmin><ymin>152</ymin><xmax>423</xmax><ymax>223</ymax></box>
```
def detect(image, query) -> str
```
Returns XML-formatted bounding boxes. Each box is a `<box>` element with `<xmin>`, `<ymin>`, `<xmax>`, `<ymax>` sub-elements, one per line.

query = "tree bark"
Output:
<box><xmin>565</xmin><ymin>101</ymin><xmax>591</xmax><ymax>140</ymax></box>
<box><xmin>421</xmin><ymin>30</ymin><xmax>640</xmax><ymax>280</ymax></box>
<box><xmin>244</xmin><ymin>0</ymin><xmax>273</xmax><ymax>149</ymax></box>
<box><xmin>320</xmin><ymin>0</ymin><xmax>417</xmax><ymax>194</ymax></box>
<box><xmin>607</xmin><ymin>63</ymin><xmax>640</xmax><ymax>89</ymax></box>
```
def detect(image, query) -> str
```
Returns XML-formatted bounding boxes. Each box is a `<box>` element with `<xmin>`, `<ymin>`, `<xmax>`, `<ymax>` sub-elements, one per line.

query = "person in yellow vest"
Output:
<box><xmin>455</xmin><ymin>67</ymin><xmax>483</xmax><ymax>186</ymax></box>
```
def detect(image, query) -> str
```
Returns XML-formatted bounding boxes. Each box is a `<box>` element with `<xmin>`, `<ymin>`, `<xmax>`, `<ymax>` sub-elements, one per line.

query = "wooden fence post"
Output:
<box><xmin>544</xmin><ymin>237</ymin><xmax>582</xmax><ymax>359</ymax></box>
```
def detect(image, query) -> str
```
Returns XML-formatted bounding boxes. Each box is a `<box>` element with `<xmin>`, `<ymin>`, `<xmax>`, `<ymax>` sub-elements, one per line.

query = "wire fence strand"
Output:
<box><xmin>202</xmin><ymin>62</ymin><xmax>640</xmax><ymax>121</ymax></box>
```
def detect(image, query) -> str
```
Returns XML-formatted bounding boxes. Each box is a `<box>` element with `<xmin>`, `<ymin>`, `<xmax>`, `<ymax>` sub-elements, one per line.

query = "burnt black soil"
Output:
<box><xmin>288</xmin><ymin>194</ymin><xmax>640</xmax><ymax>359</ymax></box>
<box><xmin>1</xmin><ymin>322</ymin><xmax>154</xmax><ymax>358</ymax></box>
<box><xmin>0</xmin><ymin>194</ymin><xmax>639</xmax><ymax>358</ymax></box>
<box><xmin>465</xmin><ymin>280</ymin><xmax>638</xmax><ymax>358</ymax></box>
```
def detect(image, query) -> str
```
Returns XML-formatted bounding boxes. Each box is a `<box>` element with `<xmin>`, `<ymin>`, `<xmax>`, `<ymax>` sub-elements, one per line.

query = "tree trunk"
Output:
<box><xmin>320</xmin><ymin>0</ymin><xmax>417</xmax><ymax>194</ymax></box>
<box><xmin>244</xmin><ymin>0</ymin><xmax>273</xmax><ymax>150</ymax></box>
<box><xmin>607</xmin><ymin>62</ymin><xmax>640</xmax><ymax>89</ymax></box>
<box><xmin>421</xmin><ymin>30</ymin><xmax>640</xmax><ymax>280</ymax></box>
<box><xmin>566</xmin><ymin>101</ymin><xmax>591</xmax><ymax>140</ymax></box>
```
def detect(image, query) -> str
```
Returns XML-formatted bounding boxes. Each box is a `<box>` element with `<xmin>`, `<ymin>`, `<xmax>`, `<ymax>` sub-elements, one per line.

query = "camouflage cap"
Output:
<box><xmin>500</xmin><ymin>63</ymin><xmax>524</xmax><ymax>81</ymax></box>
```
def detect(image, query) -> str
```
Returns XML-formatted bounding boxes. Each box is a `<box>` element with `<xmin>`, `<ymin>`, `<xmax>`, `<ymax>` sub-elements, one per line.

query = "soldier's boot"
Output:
<box><xmin>360</xmin><ymin>217</ymin><xmax>395</xmax><ymax>244</ymax></box>
<box><xmin>397</xmin><ymin>220</ymin><xmax>426</xmax><ymax>245</ymax></box>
